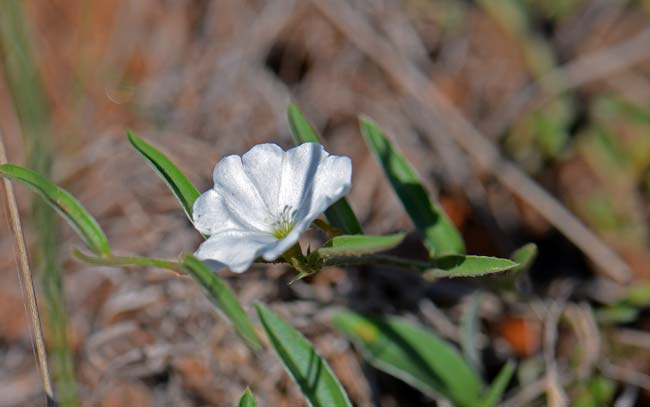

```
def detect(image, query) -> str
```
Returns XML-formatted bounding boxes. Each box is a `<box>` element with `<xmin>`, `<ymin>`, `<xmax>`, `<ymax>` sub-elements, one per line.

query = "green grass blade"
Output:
<box><xmin>333</xmin><ymin>310</ymin><xmax>483</xmax><ymax>405</ymax></box>
<box><xmin>256</xmin><ymin>303</ymin><xmax>352</xmax><ymax>407</ymax></box>
<box><xmin>237</xmin><ymin>387</ymin><xmax>257</xmax><ymax>407</ymax></box>
<box><xmin>288</xmin><ymin>104</ymin><xmax>363</xmax><ymax>235</ymax></box>
<box><xmin>359</xmin><ymin>116</ymin><xmax>464</xmax><ymax>256</ymax></box>
<box><xmin>318</xmin><ymin>233</ymin><xmax>405</xmax><ymax>258</ymax></box>
<box><xmin>0</xmin><ymin>164</ymin><xmax>110</xmax><ymax>257</ymax></box>
<box><xmin>182</xmin><ymin>255</ymin><xmax>262</xmax><ymax>351</ymax></box>
<box><xmin>1</xmin><ymin>2</ymin><xmax>79</xmax><ymax>403</ymax></box>
<box><xmin>424</xmin><ymin>255</ymin><xmax>518</xmax><ymax>279</ymax></box>
<box><xmin>481</xmin><ymin>361</ymin><xmax>515</xmax><ymax>407</ymax></box>
<box><xmin>127</xmin><ymin>131</ymin><xmax>200</xmax><ymax>221</ymax></box>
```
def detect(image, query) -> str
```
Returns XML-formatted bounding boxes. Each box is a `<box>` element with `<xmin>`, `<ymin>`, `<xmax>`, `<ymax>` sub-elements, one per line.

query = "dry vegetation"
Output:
<box><xmin>2</xmin><ymin>1</ymin><xmax>650</xmax><ymax>406</ymax></box>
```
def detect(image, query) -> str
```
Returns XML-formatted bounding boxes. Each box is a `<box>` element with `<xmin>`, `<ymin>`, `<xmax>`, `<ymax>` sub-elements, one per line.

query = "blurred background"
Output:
<box><xmin>2</xmin><ymin>0</ymin><xmax>650</xmax><ymax>406</ymax></box>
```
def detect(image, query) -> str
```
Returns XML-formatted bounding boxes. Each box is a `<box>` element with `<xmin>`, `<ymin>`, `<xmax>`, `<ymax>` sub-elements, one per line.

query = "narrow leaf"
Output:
<box><xmin>256</xmin><ymin>303</ymin><xmax>352</xmax><ymax>407</ymax></box>
<box><xmin>288</xmin><ymin>104</ymin><xmax>320</xmax><ymax>144</ymax></box>
<box><xmin>481</xmin><ymin>361</ymin><xmax>515</xmax><ymax>407</ymax></box>
<box><xmin>128</xmin><ymin>131</ymin><xmax>199</xmax><ymax>221</ymax></box>
<box><xmin>0</xmin><ymin>164</ymin><xmax>110</xmax><ymax>256</ymax></box>
<box><xmin>510</xmin><ymin>243</ymin><xmax>537</xmax><ymax>272</ymax></box>
<box><xmin>182</xmin><ymin>255</ymin><xmax>262</xmax><ymax>351</ymax></box>
<box><xmin>333</xmin><ymin>310</ymin><xmax>483</xmax><ymax>405</ymax></box>
<box><xmin>238</xmin><ymin>387</ymin><xmax>257</xmax><ymax>407</ymax></box>
<box><xmin>424</xmin><ymin>256</ymin><xmax>518</xmax><ymax>279</ymax></box>
<box><xmin>360</xmin><ymin>116</ymin><xmax>464</xmax><ymax>256</ymax></box>
<box><xmin>288</xmin><ymin>104</ymin><xmax>363</xmax><ymax>235</ymax></box>
<box><xmin>318</xmin><ymin>233</ymin><xmax>405</xmax><ymax>258</ymax></box>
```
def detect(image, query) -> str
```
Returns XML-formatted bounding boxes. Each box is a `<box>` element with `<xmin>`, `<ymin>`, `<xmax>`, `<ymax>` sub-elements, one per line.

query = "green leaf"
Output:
<box><xmin>288</xmin><ymin>104</ymin><xmax>320</xmax><ymax>144</ymax></box>
<box><xmin>182</xmin><ymin>255</ymin><xmax>262</xmax><ymax>351</ymax></box>
<box><xmin>333</xmin><ymin>310</ymin><xmax>483</xmax><ymax>405</ymax></box>
<box><xmin>359</xmin><ymin>116</ymin><xmax>464</xmax><ymax>256</ymax></box>
<box><xmin>318</xmin><ymin>233</ymin><xmax>405</xmax><ymax>258</ymax></box>
<box><xmin>128</xmin><ymin>131</ymin><xmax>200</xmax><ymax>221</ymax></box>
<box><xmin>288</xmin><ymin>104</ymin><xmax>363</xmax><ymax>235</ymax></box>
<box><xmin>238</xmin><ymin>387</ymin><xmax>257</xmax><ymax>407</ymax></box>
<box><xmin>0</xmin><ymin>164</ymin><xmax>110</xmax><ymax>256</ymax></box>
<box><xmin>596</xmin><ymin>304</ymin><xmax>639</xmax><ymax>324</ymax></box>
<box><xmin>623</xmin><ymin>282</ymin><xmax>650</xmax><ymax>307</ymax></box>
<box><xmin>510</xmin><ymin>243</ymin><xmax>537</xmax><ymax>272</ymax></box>
<box><xmin>321</xmin><ymin>199</ymin><xmax>364</xmax><ymax>235</ymax></box>
<box><xmin>480</xmin><ymin>361</ymin><xmax>515</xmax><ymax>407</ymax></box>
<box><xmin>256</xmin><ymin>303</ymin><xmax>352</xmax><ymax>407</ymax></box>
<box><xmin>424</xmin><ymin>256</ymin><xmax>518</xmax><ymax>279</ymax></box>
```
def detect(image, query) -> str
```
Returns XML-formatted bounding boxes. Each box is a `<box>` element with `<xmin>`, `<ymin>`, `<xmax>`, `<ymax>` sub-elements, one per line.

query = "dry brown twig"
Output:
<box><xmin>0</xmin><ymin>132</ymin><xmax>54</xmax><ymax>405</ymax></box>
<box><xmin>311</xmin><ymin>0</ymin><xmax>630</xmax><ymax>282</ymax></box>
<box><xmin>484</xmin><ymin>28</ymin><xmax>650</xmax><ymax>138</ymax></box>
<box><xmin>543</xmin><ymin>287</ymin><xmax>570</xmax><ymax>407</ymax></box>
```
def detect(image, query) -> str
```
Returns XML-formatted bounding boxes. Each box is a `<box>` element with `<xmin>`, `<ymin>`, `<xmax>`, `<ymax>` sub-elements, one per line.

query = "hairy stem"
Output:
<box><xmin>322</xmin><ymin>254</ymin><xmax>430</xmax><ymax>272</ymax></box>
<box><xmin>71</xmin><ymin>249</ymin><xmax>183</xmax><ymax>273</ymax></box>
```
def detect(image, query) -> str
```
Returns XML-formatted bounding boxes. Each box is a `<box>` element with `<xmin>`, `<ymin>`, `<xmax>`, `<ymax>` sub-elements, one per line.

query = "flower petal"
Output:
<box><xmin>277</xmin><ymin>143</ymin><xmax>325</xmax><ymax>213</ymax></box>
<box><xmin>280</xmin><ymin>143</ymin><xmax>352</xmax><ymax>233</ymax></box>
<box><xmin>260</xmin><ymin>227</ymin><xmax>303</xmax><ymax>261</ymax></box>
<box><xmin>194</xmin><ymin>230</ymin><xmax>278</xmax><ymax>273</ymax></box>
<box><xmin>192</xmin><ymin>189</ymin><xmax>244</xmax><ymax>236</ymax></box>
<box><xmin>241</xmin><ymin>143</ymin><xmax>285</xmax><ymax>214</ymax></box>
<box><xmin>212</xmin><ymin>154</ymin><xmax>273</xmax><ymax>233</ymax></box>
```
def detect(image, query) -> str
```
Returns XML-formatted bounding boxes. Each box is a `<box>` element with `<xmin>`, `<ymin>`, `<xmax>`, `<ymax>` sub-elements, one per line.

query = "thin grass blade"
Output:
<box><xmin>480</xmin><ymin>361</ymin><xmax>515</xmax><ymax>407</ymax></box>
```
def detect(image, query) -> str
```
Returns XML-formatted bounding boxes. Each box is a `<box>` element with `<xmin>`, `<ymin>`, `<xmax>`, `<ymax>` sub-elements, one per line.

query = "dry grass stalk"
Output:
<box><xmin>0</xmin><ymin>132</ymin><xmax>54</xmax><ymax>405</ymax></box>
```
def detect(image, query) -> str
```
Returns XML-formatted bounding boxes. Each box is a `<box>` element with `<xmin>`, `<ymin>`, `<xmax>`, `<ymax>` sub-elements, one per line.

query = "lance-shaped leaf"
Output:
<box><xmin>317</xmin><ymin>233</ymin><xmax>405</xmax><ymax>258</ymax></box>
<box><xmin>128</xmin><ymin>131</ymin><xmax>199</xmax><ymax>221</ymax></box>
<box><xmin>333</xmin><ymin>310</ymin><xmax>483</xmax><ymax>406</ymax></box>
<box><xmin>360</xmin><ymin>116</ymin><xmax>464</xmax><ymax>256</ymax></box>
<box><xmin>288</xmin><ymin>104</ymin><xmax>363</xmax><ymax>235</ymax></box>
<box><xmin>182</xmin><ymin>255</ymin><xmax>262</xmax><ymax>351</ymax></box>
<box><xmin>510</xmin><ymin>243</ymin><xmax>537</xmax><ymax>273</ymax></box>
<box><xmin>238</xmin><ymin>388</ymin><xmax>257</xmax><ymax>407</ymax></box>
<box><xmin>0</xmin><ymin>164</ymin><xmax>110</xmax><ymax>256</ymax></box>
<box><xmin>256</xmin><ymin>303</ymin><xmax>352</xmax><ymax>407</ymax></box>
<box><xmin>424</xmin><ymin>255</ymin><xmax>518</xmax><ymax>279</ymax></box>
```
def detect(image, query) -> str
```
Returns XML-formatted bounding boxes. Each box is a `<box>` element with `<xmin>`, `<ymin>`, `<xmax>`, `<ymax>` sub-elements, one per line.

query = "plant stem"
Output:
<box><xmin>322</xmin><ymin>254</ymin><xmax>430</xmax><ymax>272</ymax></box>
<box><xmin>71</xmin><ymin>249</ymin><xmax>184</xmax><ymax>273</ymax></box>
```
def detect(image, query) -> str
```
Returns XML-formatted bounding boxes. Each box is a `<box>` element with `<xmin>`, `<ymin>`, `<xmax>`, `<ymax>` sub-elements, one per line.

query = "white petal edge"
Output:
<box><xmin>194</xmin><ymin>230</ymin><xmax>278</xmax><ymax>273</ymax></box>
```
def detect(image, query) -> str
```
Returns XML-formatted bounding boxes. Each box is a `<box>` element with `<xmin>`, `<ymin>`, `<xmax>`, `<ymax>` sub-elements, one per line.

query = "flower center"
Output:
<box><xmin>272</xmin><ymin>205</ymin><xmax>296</xmax><ymax>239</ymax></box>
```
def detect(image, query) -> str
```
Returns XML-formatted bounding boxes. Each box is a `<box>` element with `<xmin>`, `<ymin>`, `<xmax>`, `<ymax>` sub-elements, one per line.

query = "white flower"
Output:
<box><xmin>192</xmin><ymin>142</ymin><xmax>352</xmax><ymax>272</ymax></box>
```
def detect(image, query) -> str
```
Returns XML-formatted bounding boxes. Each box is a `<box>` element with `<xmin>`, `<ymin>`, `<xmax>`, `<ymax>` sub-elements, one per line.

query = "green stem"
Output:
<box><xmin>71</xmin><ymin>249</ymin><xmax>183</xmax><ymax>273</ymax></box>
<box><xmin>322</xmin><ymin>254</ymin><xmax>431</xmax><ymax>272</ymax></box>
